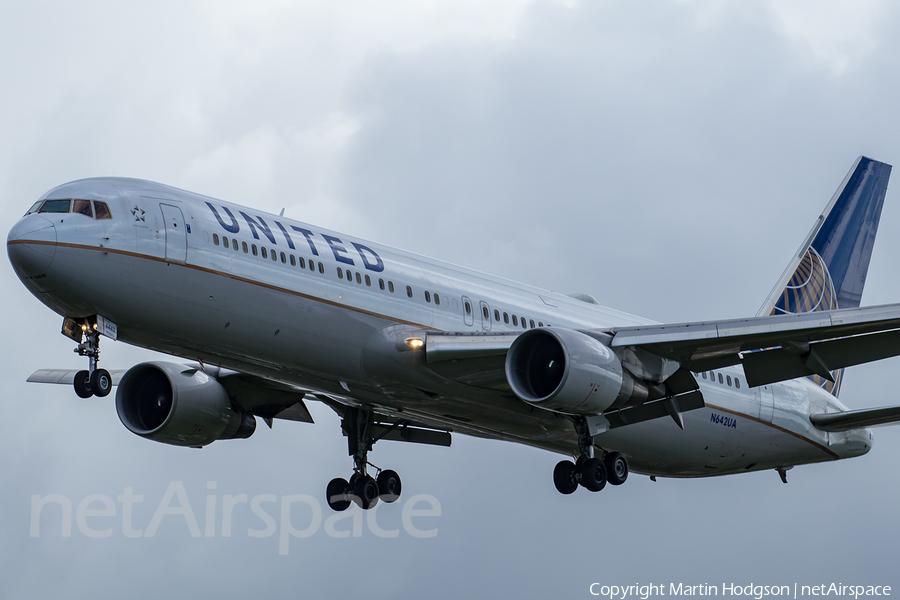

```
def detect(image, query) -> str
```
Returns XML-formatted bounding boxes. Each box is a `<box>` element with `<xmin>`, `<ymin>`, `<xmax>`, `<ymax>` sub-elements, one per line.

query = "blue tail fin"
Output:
<box><xmin>758</xmin><ymin>156</ymin><xmax>892</xmax><ymax>396</ymax></box>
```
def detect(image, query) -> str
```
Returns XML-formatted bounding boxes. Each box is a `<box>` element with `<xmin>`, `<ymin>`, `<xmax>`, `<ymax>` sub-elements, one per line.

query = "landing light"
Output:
<box><xmin>405</xmin><ymin>337</ymin><xmax>424</xmax><ymax>349</ymax></box>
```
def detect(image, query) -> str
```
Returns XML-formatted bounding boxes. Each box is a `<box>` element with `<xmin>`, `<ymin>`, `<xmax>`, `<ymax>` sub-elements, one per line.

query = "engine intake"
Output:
<box><xmin>505</xmin><ymin>328</ymin><xmax>647</xmax><ymax>415</ymax></box>
<box><xmin>116</xmin><ymin>362</ymin><xmax>256</xmax><ymax>447</ymax></box>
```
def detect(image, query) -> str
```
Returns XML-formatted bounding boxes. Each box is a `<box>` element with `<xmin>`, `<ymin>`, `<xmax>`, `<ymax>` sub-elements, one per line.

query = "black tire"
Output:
<box><xmin>580</xmin><ymin>457</ymin><xmax>607</xmax><ymax>492</ymax></box>
<box><xmin>90</xmin><ymin>369</ymin><xmax>112</xmax><ymax>397</ymax></box>
<box><xmin>553</xmin><ymin>460</ymin><xmax>578</xmax><ymax>495</ymax></box>
<box><xmin>377</xmin><ymin>469</ymin><xmax>402</xmax><ymax>503</ymax></box>
<box><xmin>326</xmin><ymin>478</ymin><xmax>351</xmax><ymax>512</ymax></box>
<box><xmin>352</xmin><ymin>475</ymin><xmax>380</xmax><ymax>510</ymax></box>
<box><xmin>604</xmin><ymin>452</ymin><xmax>629</xmax><ymax>486</ymax></box>
<box><xmin>73</xmin><ymin>370</ymin><xmax>92</xmax><ymax>398</ymax></box>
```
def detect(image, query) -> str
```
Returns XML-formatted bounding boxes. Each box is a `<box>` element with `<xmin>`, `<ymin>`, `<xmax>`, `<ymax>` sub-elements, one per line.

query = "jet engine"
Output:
<box><xmin>505</xmin><ymin>328</ymin><xmax>650</xmax><ymax>415</ymax></box>
<box><xmin>116</xmin><ymin>361</ymin><xmax>256</xmax><ymax>447</ymax></box>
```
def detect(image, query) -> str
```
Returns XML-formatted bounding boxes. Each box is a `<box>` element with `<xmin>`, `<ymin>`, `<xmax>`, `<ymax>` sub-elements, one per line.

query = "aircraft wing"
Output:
<box><xmin>26</xmin><ymin>365</ymin><xmax>316</xmax><ymax>425</ymax></box>
<box><xmin>28</xmin><ymin>369</ymin><xmax>129</xmax><ymax>386</ymax></box>
<box><xmin>607</xmin><ymin>303</ymin><xmax>900</xmax><ymax>386</ymax></box>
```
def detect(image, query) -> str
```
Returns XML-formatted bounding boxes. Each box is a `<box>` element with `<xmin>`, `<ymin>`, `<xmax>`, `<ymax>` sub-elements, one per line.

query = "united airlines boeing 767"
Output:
<box><xmin>9</xmin><ymin>156</ymin><xmax>900</xmax><ymax>510</ymax></box>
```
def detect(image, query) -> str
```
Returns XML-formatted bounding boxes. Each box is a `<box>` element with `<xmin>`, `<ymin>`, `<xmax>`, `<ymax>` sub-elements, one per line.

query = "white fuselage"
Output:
<box><xmin>7</xmin><ymin>177</ymin><xmax>873</xmax><ymax>478</ymax></box>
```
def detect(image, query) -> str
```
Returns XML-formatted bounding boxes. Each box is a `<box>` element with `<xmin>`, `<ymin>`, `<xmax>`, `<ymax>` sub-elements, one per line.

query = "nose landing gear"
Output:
<box><xmin>552</xmin><ymin>417</ymin><xmax>629</xmax><ymax>495</ymax></box>
<box><xmin>67</xmin><ymin>318</ymin><xmax>112</xmax><ymax>399</ymax></box>
<box><xmin>326</xmin><ymin>407</ymin><xmax>403</xmax><ymax>512</ymax></box>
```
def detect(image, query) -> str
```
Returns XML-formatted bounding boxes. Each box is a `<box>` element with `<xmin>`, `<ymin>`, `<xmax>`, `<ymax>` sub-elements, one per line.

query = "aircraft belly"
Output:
<box><xmin>595</xmin><ymin>406</ymin><xmax>836</xmax><ymax>477</ymax></box>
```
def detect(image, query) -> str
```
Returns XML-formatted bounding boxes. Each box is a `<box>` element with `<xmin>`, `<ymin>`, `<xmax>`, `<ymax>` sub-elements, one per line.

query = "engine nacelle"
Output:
<box><xmin>116</xmin><ymin>362</ymin><xmax>256</xmax><ymax>447</ymax></box>
<box><xmin>505</xmin><ymin>328</ymin><xmax>643</xmax><ymax>415</ymax></box>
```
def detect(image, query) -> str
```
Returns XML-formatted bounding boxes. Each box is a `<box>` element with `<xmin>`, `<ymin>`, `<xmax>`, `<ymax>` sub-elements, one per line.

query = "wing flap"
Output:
<box><xmin>743</xmin><ymin>329</ymin><xmax>900</xmax><ymax>387</ymax></box>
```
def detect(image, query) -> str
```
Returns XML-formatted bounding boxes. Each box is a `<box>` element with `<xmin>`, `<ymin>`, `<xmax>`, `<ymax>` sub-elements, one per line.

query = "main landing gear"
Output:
<box><xmin>552</xmin><ymin>416</ymin><xmax>629</xmax><ymax>495</ymax></box>
<box><xmin>71</xmin><ymin>322</ymin><xmax>112</xmax><ymax>399</ymax></box>
<box><xmin>326</xmin><ymin>407</ymin><xmax>403</xmax><ymax>512</ymax></box>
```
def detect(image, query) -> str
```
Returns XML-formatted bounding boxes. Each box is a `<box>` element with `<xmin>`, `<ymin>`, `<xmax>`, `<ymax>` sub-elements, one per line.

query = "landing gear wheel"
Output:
<box><xmin>580</xmin><ymin>457</ymin><xmax>607</xmax><ymax>492</ymax></box>
<box><xmin>326</xmin><ymin>478</ymin><xmax>351</xmax><ymax>512</ymax></box>
<box><xmin>553</xmin><ymin>460</ymin><xmax>578</xmax><ymax>495</ymax></box>
<box><xmin>73</xmin><ymin>370</ymin><xmax>93</xmax><ymax>398</ymax></box>
<box><xmin>377</xmin><ymin>470</ymin><xmax>402</xmax><ymax>502</ymax></box>
<box><xmin>604</xmin><ymin>452</ymin><xmax>628</xmax><ymax>486</ymax></box>
<box><xmin>352</xmin><ymin>475</ymin><xmax>380</xmax><ymax>510</ymax></box>
<box><xmin>90</xmin><ymin>369</ymin><xmax>112</xmax><ymax>397</ymax></box>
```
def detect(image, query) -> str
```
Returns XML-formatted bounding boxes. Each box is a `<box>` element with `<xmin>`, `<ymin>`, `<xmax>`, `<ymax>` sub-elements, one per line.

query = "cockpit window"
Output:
<box><xmin>38</xmin><ymin>199</ymin><xmax>71</xmax><ymax>213</ymax></box>
<box><xmin>93</xmin><ymin>201</ymin><xmax>112</xmax><ymax>220</ymax></box>
<box><xmin>73</xmin><ymin>199</ymin><xmax>93</xmax><ymax>217</ymax></box>
<box><xmin>30</xmin><ymin>198</ymin><xmax>112</xmax><ymax>220</ymax></box>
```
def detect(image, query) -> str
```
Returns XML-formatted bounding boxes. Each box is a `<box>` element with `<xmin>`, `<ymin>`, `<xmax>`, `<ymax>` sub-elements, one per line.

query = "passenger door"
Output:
<box><xmin>160</xmin><ymin>204</ymin><xmax>187</xmax><ymax>264</ymax></box>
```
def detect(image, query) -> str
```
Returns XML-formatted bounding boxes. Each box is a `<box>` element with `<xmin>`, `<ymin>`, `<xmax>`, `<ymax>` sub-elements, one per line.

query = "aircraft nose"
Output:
<box><xmin>7</xmin><ymin>215</ymin><xmax>57</xmax><ymax>278</ymax></box>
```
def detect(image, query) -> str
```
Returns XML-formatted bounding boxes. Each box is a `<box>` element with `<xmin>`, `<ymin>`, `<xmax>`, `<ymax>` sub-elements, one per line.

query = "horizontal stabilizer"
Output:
<box><xmin>810</xmin><ymin>405</ymin><xmax>900</xmax><ymax>432</ymax></box>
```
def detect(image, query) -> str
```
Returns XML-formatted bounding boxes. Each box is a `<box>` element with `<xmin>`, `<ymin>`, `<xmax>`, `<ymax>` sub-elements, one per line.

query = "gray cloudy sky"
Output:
<box><xmin>3</xmin><ymin>1</ymin><xmax>900</xmax><ymax>598</ymax></box>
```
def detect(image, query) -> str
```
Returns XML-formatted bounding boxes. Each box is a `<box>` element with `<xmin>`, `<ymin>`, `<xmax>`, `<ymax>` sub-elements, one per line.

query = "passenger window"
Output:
<box><xmin>483</xmin><ymin>306</ymin><xmax>490</xmax><ymax>319</ymax></box>
<box><xmin>73</xmin><ymin>199</ymin><xmax>93</xmax><ymax>217</ymax></box>
<box><xmin>465</xmin><ymin>301</ymin><xmax>472</xmax><ymax>315</ymax></box>
<box><xmin>356</xmin><ymin>272</ymin><xmax>361</xmax><ymax>284</ymax></box>
<box><xmin>213</xmin><ymin>234</ymin><xmax>220</xmax><ymax>246</ymax></box>
<box><xmin>735</xmin><ymin>378</ymin><xmax>741</xmax><ymax>389</ymax></box>
<box><xmin>261</xmin><ymin>247</ymin><xmax>267</xmax><ymax>259</ymax></box>
<box><xmin>529</xmin><ymin>319</ymin><xmax>535</xmax><ymax>328</ymax></box>
<box><xmin>434</xmin><ymin>293</ymin><xmax>440</xmax><ymax>305</ymax></box>
<box><xmin>521</xmin><ymin>318</ymin><xmax>527</xmax><ymax>329</ymax></box>
<box><xmin>717</xmin><ymin>373</ymin><xmax>723</xmax><ymax>384</ymax></box>
<box><xmin>252</xmin><ymin>244</ymin><xmax>258</xmax><ymax>256</ymax></box>
<box><xmin>290</xmin><ymin>255</ymin><xmax>296</xmax><ymax>266</ymax></box>
<box><xmin>538</xmin><ymin>322</ymin><xmax>543</xmax><ymax>327</ymax></box>
<box><xmin>494</xmin><ymin>310</ymin><xmax>500</xmax><ymax>321</ymax></box>
<box><xmin>281</xmin><ymin>252</ymin><xmax>286</xmax><ymax>263</ymax></box>
<box><xmin>243</xmin><ymin>241</ymin><xmax>249</xmax><ymax>253</ymax></box>
<box><xmin>272</xmin><ymin>250</ymin><xmax>278</xmax><ymax>261</ymax></box>
<box><xmin>726</xmin><ymin>375</ymin><xmax>732</xmax><ymax>387</ymax></box>
<box><xmin>234</xmin><ymin>241</ymin><xmax>239</xmax><ymax>251</ymax></box>
<box><xmin>407</xmin><ymin>286</ymin><xmax>413</xmax><ymax>298</ymax></box>
<box><xmin>39</xmin><ymin>199</ymin><xmax>71</xmax><ymax>213</ymax></box>
<box><xmin>310</xmin><ymin>260</ymin><xmax>315</xmax><ymax>271</ymax></box>
<box><xmin>365</xmin><ymin>275</ymin><xmax>371</xmax><ymax>286</ymax></box>
<box><xmin>299</xmin><ymin>257</ymin><xmax>305</xmax><ymax>268</ymax></box>
<box><xmin>389</xmin><ymin>281</ymin><xmax>394</xmax><ymax>293</ymax></box>
<box><xmin>337</xmin><ymin>268</ymin><xmax>343</xmax><ymax>279</ymax></box>
<box><xmin>223</xmin><ymin>237</ymin><xmax>230</xmax><ymax>249</ymax></box>
<box><xmin>503</xmin><ymin>312</ymin><xmax>509</xmax><ymax>324</ymax></box>
<box><xmin>425</xmin><ymin>291</ymin><xmax>431</xmax><ymax>303</ymax></box>
<box><xmin>379</xmin><ymin>279</ymin><xmax>385</xmax><ymax>290</ymax></box>
<box><xmin>701</xmin><ymin>372</ymin><xmax>707</xmax><ymax>380</ymax></box>
<box><xmin>512</xmin><ymin>315</ymin><xmax>518</xmax><ymax>326</ymax></box>
<box><xmin>93</xmin><ymin>201</ymin><xmax>112</xmax><ymax>219</ymax></box>
<box><xmin>318</xmin><ymin>262</ymin><xmax>324</xmax><ymax>273</ymax></box>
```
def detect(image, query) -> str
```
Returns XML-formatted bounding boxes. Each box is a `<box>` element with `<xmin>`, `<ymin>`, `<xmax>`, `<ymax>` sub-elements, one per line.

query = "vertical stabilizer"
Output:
<box><xmin>757</xmin><ymin>156</ymin><xmax>891</xmax><ymax>396</ymax></box>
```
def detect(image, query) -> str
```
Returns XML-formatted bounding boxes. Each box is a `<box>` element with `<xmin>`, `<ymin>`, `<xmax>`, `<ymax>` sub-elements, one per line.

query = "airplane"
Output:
<box><xmin>9</xmin><ymin>155</ymin><xmax>900</xmax><ymax>512</ymax></box>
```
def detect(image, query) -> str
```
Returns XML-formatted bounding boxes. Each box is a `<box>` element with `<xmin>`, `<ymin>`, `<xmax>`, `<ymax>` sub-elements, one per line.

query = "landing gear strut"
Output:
<box><xmin>552</xmin><ymin>416</ymin><xmax>629</xmax><ymax>495</ymax></box>
<box><xmin>71</xmin><ymin>321</ymin><xmax>111</xmax><ymax>399</ymax></box>
<box><xmin>326</xmin><ymin>407</ymin><xmax>403</xmax><ymax>511</ymax></box>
